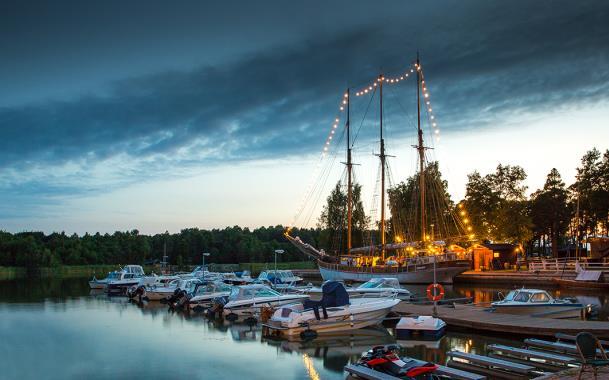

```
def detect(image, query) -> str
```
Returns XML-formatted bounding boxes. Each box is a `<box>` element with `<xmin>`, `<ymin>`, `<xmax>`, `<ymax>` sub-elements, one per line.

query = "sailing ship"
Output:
<box><xmin>285</xmin><ymin>55</ymin><xmax>473</xmax><ymax>284</ymax></box>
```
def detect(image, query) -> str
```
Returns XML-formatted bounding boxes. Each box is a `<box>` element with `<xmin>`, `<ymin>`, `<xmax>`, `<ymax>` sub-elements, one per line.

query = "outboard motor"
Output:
<box><xmin>303</xmin><ymin>281</ymin><xmax>349</xmax><ymax>320</ymax></box>
<box><xmin>358</xmin><ymin>345</ymin><xmax>440</xmax><ymax>380</ymax></box>
<box><xmin>208</xmin><ymin>296</ymin><xmax>228</xmax><ymax>319</ymax></box>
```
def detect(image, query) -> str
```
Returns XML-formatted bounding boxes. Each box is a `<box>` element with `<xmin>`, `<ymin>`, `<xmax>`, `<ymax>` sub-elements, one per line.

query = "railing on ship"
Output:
<box><xmin>319</xmin><ymin>252</ymin><xmax>471</xmax><ymax>273</ymax></box>
<box><xmin>527</xmin><ymin>257</ymin><xmax>609</xmax><ymax>273</ymax></box>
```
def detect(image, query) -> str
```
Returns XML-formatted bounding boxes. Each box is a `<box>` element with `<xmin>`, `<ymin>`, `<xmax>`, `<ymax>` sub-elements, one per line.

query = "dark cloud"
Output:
<box><xmin>1</xmin><ymin>1</ymin><xmax>609</xmax><ymax>203</ymax></box>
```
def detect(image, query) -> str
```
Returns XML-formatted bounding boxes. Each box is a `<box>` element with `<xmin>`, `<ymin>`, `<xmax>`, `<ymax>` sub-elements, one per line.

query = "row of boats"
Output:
<box><xmin>88</xmin><ymin>265</ymin><xmax>591</xmax><ymax>341</ymax></box>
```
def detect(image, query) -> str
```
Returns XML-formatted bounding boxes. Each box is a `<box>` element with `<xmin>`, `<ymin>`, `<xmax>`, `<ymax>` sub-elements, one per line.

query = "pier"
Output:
<box><xmin>394</xmin><ymin>303</ymin><xmax>609</xmax><ymax>339</ymax></box>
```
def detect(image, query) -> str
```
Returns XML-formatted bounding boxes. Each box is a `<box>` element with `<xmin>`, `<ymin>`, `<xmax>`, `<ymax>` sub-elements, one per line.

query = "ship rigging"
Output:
<box><xmin>285</xmin><ymin>56</ymin><xmax>474</xmax><ymax>284</ymax></box>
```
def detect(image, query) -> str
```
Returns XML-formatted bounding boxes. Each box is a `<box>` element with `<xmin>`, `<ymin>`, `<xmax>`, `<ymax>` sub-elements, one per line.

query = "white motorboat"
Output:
<box><xmin>105</xmin><ymin>265</ymin><xmax>146</xmax><ymax>294</ymax></box>
<box><xmin>395</xmin><ymin>316</ymin><xmax>446</xmax><ymax>340</ymax></box>
<box><xmin>188</xmin><ymin>281</ymin><xmax>233</xmax><ymax>311</ymax></box>
<box><xmin>222</xmin><ymin>284</ymin><xmax>309</xmax><ymax>321</ymax></box>
<box><xmin>258</xmin><ymin>270</ymin><xmax>303</xmax><ymax>285</ymax></box>
<box><xmin>89</xmin><ymin>270</ymin><xmax>122</xmax><ymax>289</ymax></box>
<box><xmin>305</xmin><ymin>278</ymin><xmax>411</xmax><ymax>301</ymax></box>
<box><xmin>126</xmin><ymin>274</ymin><xmax>179</xmax><ymax>298</ymax></box>
<box><xmin>491</xmin><ymin>288</ymin><xmax>585</xmax><ymax>319</ymax></box>
<box><xmin>144</xmin><ymin>278</ymin><xmax>201</xmax><ymax>302</ymax></box>
<box><xmin>265</xmin><ymin>281</ymin><xmax>400</xmax><ymax>338</ymax></box>
<box><xmin>222</xmin><ymin>271</ymin><xmax>255</xmax><ymax>285</ymax></box>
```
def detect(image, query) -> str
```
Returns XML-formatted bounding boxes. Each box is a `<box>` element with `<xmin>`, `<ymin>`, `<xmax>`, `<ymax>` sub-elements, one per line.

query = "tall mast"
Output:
<box><xmin>416</xmin><ymin>54</ymin><xmax>427</xmax><ymax>243</ymax></box>
<box><xmin>346</xmin><ymin>88</ymin><xmax>353</xmax><ymax>253</ymax></box>
<box><xmin>379</xmin><ymin>74</ymin><xmax>386</xmax><ymax>259</ymax></box>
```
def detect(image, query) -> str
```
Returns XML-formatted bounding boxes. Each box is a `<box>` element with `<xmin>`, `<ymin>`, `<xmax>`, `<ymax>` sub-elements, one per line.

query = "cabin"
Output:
<box><xmin>472</xmin><ymin>243</ymin><xmax>518</xmax><ymax>270</ymax></box>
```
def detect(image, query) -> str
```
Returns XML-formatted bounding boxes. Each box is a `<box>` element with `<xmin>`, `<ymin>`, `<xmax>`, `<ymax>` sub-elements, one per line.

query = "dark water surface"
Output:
<box><xmin>0</xmin><ymin>277</ymin><xmax>606</xmax><ymax>379</ymax></box>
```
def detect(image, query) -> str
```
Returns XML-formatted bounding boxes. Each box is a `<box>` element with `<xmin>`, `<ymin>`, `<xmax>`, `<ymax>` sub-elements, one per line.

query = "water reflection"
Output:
<box><xmin>1</xmin><ymin>276</ymin><xmax>607</xmax><ymax>380</ymax></box>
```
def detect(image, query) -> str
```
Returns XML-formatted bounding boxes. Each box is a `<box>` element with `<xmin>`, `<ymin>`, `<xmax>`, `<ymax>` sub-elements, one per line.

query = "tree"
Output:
<box><xmin>530</xmin><ymin>168</ymin><xmax>570</xmax><ymax>257</ymax></box>
<box><xmin>463</xmin><ymin>164</ymin><xmax>532</xmax><ymax>250</ymax></box>
<box><xmin>318</xmin><ymin>182</ymin><xmax>369</xmax><ymax>253</ymax></box>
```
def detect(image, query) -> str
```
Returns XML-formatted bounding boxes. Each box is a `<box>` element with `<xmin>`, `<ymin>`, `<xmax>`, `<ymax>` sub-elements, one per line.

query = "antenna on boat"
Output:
<box><xmin>379</xmin><ymin>74</ymin><xmax>387</xmax><ymax>260</ymax></box>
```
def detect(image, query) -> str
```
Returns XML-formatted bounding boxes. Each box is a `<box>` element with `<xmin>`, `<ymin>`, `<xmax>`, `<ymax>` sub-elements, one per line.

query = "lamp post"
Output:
<box><xmin>202</xmin><ymin>252</ymin><xmax>210</xmax><ymax>271</ymax></box>
<box><xmin>274</xmin><ymin>249</ymin><xmax>284</xmax><ymax>278</ymax></box>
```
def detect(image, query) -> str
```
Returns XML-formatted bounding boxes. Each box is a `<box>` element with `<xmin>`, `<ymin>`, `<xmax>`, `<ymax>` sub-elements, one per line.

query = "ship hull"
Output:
<box><xmin>318</xmin><ymin>261</ymin><xmax>469</xmax><ymax>284</ymax></box>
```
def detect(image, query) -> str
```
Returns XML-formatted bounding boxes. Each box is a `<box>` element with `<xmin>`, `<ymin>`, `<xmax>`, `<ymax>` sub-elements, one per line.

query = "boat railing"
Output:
<box><xmin>319</xmin><ymin>252</ymin><xmax>470</xmax><ymax>273</ymax></box>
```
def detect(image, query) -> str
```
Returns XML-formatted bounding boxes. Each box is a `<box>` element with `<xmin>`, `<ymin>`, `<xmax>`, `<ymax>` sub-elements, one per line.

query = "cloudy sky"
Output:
<box><xmin>1</xmin><ymin>1</ymin><xmax>609</xmax><ymax>234</ymax></box>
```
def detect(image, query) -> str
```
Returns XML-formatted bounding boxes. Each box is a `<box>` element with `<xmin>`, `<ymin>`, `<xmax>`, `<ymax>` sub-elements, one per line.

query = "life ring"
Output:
<box><xmin>426</xmin><ymin>283</ymin><xmax>445</xmax><ymax>301</ymax></box>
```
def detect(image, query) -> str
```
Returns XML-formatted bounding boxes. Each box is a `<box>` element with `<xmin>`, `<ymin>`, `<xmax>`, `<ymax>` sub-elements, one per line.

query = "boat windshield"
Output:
<box><xmin>513</xmin><ymin>291</ymin><xmax>532</xmax><ymax>302</ymax></box>
<box><xmin>503</xmin><ymin>290</ymin><xmax>518</xmax><ymax>301</ymax></box>
<box><xmin>107</xmin><ymin>272</ymin><xmax>120</xmax><ymax>280</ymax></box>
<box><xmin>358</xmin><ymin>279</ymin><xmax>386</xmax><ymax>289</ymax></box>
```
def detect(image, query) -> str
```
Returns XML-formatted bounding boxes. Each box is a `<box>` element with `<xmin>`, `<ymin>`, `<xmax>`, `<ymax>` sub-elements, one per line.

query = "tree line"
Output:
<box><xmin>0</xmin><ymin>226</ymin><xmax>321</xmax><ymax>270</ymax></box>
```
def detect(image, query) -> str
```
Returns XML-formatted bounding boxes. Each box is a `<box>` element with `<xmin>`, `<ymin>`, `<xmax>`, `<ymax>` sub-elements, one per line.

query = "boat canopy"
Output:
<box><xmin>194</xmin><ymin>281</ymin><xmax>232</xmax><ymax>296</ymax></box>
<box><xmin>229</xmin><ymin>285</ymin><xmax>281</xmax><ymax>300</ymax></box>
<box><xmin>123</xmin><ymin>265</ymin><xmax>145</xmax><ymax>276</ymax></box>
<box><xmin>357</xmin><ymin>278</ymin><xmax>400</xmax><ymax>289</ymax></box>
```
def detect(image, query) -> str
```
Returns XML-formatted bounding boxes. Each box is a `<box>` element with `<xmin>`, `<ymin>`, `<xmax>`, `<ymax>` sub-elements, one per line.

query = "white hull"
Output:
<box><xmin>319</xmin><ymin>265</ymin><xmax>467</xmax><ymax>284</ymax></box>
<box><xmin>493</xmin><ymin>305</ymin><xmax>583</xmax><ymax>319</ymax></box>
<box><xmin>224</xmin><ymin>296</ymin><xmax>308</xmax><ymax>320</ymax></box>
<box><xmin>282</xmin><ymin>307</ymin><xmax>394</xmax><ymax>337</ymax></box>
<box><xmin>88</xmin><ymin>281</ymin><xmax>107</xmax><ymax>290</ymax></box>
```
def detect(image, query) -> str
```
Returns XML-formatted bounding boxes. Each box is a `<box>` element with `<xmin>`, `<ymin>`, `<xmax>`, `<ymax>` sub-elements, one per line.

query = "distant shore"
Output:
<box><xmin>0</xmin><ymin>261</ymin><xmax>316</xmax><ymax>280</ymax></box>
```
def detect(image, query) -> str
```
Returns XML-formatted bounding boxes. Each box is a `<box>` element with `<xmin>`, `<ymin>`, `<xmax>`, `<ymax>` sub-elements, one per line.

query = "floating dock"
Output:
<box><xmin>394</xmin><ymin>303</ymin><xmax>609</xmax><ymax>339</ymax></box>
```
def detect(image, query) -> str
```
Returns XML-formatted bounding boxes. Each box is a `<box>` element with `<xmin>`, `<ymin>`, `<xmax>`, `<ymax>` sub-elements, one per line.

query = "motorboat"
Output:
<box><xmin>395</xmin><ymin>316</ymin><xmax>446</xmax><ymax>340</ymax></box>
<box><xmin>105</xmin><ymin>265</ymin><xmax>146</xmax><ymax>294</ymax></box>
<box><xmin>305</xmin><ymin>278</ymin><xmax>411</xmax><ymax>301</ymax></box>
<box><xmin>222</xmin><ymin>284</ymin><xmax>309</xmax><ymax>322</ymax></box>
<box><xmin>353</xmin><ymin>344</ymin><xmax>440</xmax><ymax>379</ymax></box>
<box><xmin>126</xmin><ymin>274</ymin><xmax>179</xmax><ymax>298</ymax></box>
<box><xmin>491</xmin><ymin>288</ymin><xmax>586</xmax><ymax>319</ymax></box>
<box><xmin>264</xmin><ymin>281</ymin><xmax>400</xmax><ymax>339</ymax></box>
<box><xmin>89</xmin><ymin>270</ymin><xmax>122</xmax><ymax>289</ymax></box>
<box><xmin>187</xmin><ymin>281</ymin><xmax>233</xmax><ymax>311</ymax></box>
<box><xmin>222</xmin><ymin>271</ymin><xmax>255</xmax><ymax>285</ymax></box>
<box><xmin>144</xmin><ymin>278</ymin><xmax>201</xmax><ymax>302</ymax></box>
<box><xmin>258</xmin><ymin>270</ymin><xmax>303</xmax><ymax>285</ymax></box>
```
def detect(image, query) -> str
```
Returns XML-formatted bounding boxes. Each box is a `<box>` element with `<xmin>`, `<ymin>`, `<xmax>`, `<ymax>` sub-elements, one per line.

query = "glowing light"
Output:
<box><xmin>340</xmin><ymin>106</ymin><xmax>344</xmax><ymax>111</ymax></box>
<box><xmin>424</xmin><ymin>93</ymin><xmax>429</xmax><ymax>98</ymax></box>
<box><xmin>302</xmin><ymin>354</ymin><xmax>321</xmax><ymax>380</ymax></box>
<box><xmin>343</xmin><ymin>93</ymin><xmax>348</xmax><ymax>98</ymax></box>
<box><xmin>435</xmin><ymin>130</ymin><xmax>439</xmax><ymax>134</ymax></box>
<box><xmin>460</xmin><ymin>211</ymin><xmax>466</xmax><ymax>216</ymax></box>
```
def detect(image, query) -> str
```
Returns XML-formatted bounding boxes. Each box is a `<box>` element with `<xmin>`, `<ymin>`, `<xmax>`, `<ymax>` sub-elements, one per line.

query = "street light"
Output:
<box><xmin>202</xmin><ymin>252</ymin><xmax>210</xmax><ymax>271</ymax></box>
<box><xmin>274</xmin><ymin>249</ymin><xmax>285</xmax><ymax>279</ymax></box>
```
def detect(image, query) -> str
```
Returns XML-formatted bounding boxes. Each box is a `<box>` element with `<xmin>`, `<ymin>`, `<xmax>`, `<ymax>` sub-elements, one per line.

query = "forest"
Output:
<box><xmin>1</xmin><ymin>148</ymin><xmax>608</xmax><ymax>269</ymax></box>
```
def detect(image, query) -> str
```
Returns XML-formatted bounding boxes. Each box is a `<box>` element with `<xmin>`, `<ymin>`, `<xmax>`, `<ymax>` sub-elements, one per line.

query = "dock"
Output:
<box><xmin>394</xmin><ymin>303</ymin><xmax>609</xmax><ymax>339</ymax></box>
<box><xmin>455</xmin><ymin>270</ymin><xmax>574</xmax><ymax>286</ymax></box>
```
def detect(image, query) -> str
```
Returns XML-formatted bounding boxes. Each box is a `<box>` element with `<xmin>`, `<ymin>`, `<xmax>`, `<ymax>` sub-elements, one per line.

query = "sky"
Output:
<box><xmin>1</xmin><ymin>0</ymin><xmax>609</xmax><ymax>234</ymax></box>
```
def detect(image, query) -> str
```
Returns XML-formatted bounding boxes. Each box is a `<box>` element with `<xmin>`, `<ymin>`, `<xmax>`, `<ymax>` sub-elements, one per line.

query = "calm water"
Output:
<box><xmin>0</xmin><ymin>277</ymin><xmax>607</xmax><ymax>379</ymax></box>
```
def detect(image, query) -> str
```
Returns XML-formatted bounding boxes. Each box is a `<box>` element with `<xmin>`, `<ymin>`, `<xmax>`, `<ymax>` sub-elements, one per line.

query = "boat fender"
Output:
<box><xmin>300</xmin><ymin>329</ymin><xmax>318</xmax><ymax>341</ymax></box>
<box><xmin>244</xmin><ymin>317</ymin><xmax>257</xmax><ymax>326</ymax></box>
<box><xmin>426</xmin><ymin>283</ymin><xmax>445</xmax><ymax>302</ymax></box>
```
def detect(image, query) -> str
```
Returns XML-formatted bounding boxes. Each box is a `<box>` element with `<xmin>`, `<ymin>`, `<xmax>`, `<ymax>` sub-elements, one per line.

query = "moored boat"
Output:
<box><xmin>105</xmin><ymin>265</ymin><xmax>146</xmax><ymax>294</ymax></box>
<box><xmin>264</xmin><ymin>281</ymin><xmax>400</xmax><ymax>339</ymax></box>
<box><xmin>395</xmin><ymin>315</ymin><xmax>446</xmax><ymax>340</ymax></box>
<box><xmin>306</xmin><ymin>277</ymin><xmax>412</xmax><ymax>301</ymax></box>
<box><xmin>222</xmin><ymin>284</ymin><xmax>309</xmax><ymax>322</ymax></box>
<box><xmin>284</xmin><ymin>57</ymin><xmax>474</xmax><ymax>285</ymax></box>
<box><xmin>491</xmin><ymin>288</ymin><xmax>586</xmax><ymax>319</ymax></box>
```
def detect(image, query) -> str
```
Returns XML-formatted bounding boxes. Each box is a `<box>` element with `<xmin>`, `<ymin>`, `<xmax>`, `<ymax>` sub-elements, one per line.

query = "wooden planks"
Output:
<box><xmin>394</xmin><ymin>303</ymin><xmax>609</xmax><ymax>339</ymax></box>
<box><xmin>488</xmin><ymin>344</ymin><xmax>577</xmax><ymax>365</ymax></box>
<box><xmin>448</xmin><ymin>351</ymin><xmax>536</xmax><ymax>374</ymax></box>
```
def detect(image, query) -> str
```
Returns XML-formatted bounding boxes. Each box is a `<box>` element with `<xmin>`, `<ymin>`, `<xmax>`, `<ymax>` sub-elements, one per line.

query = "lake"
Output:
<box><xmin>0</xmin><ymin>276</ymin><xmax>606</xmax><ymax>379</ymax></box>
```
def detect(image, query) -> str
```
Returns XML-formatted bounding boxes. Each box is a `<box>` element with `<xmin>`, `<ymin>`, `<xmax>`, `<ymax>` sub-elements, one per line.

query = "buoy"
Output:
<box><xmin>426</xmin><ymin>283</ymin><xmax>445</xmax><ymax>302</ymax></box>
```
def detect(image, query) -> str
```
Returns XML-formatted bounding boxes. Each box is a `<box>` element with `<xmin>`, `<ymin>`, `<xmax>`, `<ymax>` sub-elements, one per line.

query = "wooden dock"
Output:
<box><xmin>455</xmin><ymin>270</ymin><xmax>575</xmax><ymax>286</ymax></box>
<box><xmin>394</xmin><ymin>303</ymin><xmax>609</xmax><ymax>339</ymax></box>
